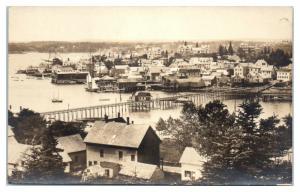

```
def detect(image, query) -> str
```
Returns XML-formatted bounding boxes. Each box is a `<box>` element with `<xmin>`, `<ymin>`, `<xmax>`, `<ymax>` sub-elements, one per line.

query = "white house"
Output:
<box><xmin>7</xmin><ymin>126</ymin><xmax>31</xmax><ymax>176</ymax></box>
<box><xmin>179</xmin><ymin>147</ymin><xmax>207</xmax><ymax>181</ymax></box>
<box><xmin>277</xmin><ymin>68</ymin><xmax>292</xmax><ymax>82</ymax></box>
<box><xmin>189</xmin><ymin>57</ymin><xmax>214</xmax><ymax>70</ymax></box>
<box><xmin>233</xmin><ymin>63</ymin><xmax>250</xmax><ymax>78</ymax></box>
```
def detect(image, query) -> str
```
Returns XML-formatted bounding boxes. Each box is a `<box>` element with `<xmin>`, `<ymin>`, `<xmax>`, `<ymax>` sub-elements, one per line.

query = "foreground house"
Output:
<box><xmin>56</xmin><ymin>134</ymin><xmax>86</xmax><ymax>172</ymax></box>
<box><xmin>179</xmin><ymin>147</ymin><xmax>207</xmax><ymax>181</ymax></box>
<box><xmin>83</xmin><ymin>121</ymin><xmax>162</xmax><ymax>180</ymax></box>
<box><xmin>7</xmin><ymin>126</ymin><xmax>31</xmax><ymax>177</ymax></box>
<box><xmin>84</xmin><ymin>121</ymin><xmax>161</xmax><ymax>167</ymax></box>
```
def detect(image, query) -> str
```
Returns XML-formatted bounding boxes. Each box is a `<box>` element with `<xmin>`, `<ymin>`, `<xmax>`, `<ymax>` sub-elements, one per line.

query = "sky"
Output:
<box><xmin>8</xmin><ymin>6</ymin><xmax>293</xmax><ymax>42</ymax></box>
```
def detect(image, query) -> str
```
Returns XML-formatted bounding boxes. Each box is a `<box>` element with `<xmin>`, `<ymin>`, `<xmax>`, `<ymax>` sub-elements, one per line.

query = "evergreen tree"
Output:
<box><xmin>235</xmin><ymin>100</ymin><xmax>263</xmax><ymax>172</ymax></box>
<box><xmin>21</xmin><ymin>128</ymin><xmax>66</xmax><ymax>184</ymax></box>
<box><xmin>228</xmin><ymin>41</ymin><xmax>234</xmax><ymax>55</ymax></box>
<box><xmin>196</xmin><ymin>42</ymin><xmax>199</xmax><ymax>48</ymax></box>
<box><xmin>218</xmin><ymin>45</ymin><xmax>225</xmax><ymax>56</ymax></box>
<box><xmin>13</xmin><ymin>109</ymin><xmax>47</xmax><ymax>144</ymax></box>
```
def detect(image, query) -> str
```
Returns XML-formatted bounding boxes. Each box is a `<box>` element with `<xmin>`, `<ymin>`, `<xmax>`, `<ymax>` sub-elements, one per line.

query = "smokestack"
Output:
<box><xmin>104</xmin><ymin>114</ymin><xmax>108</xmax><ymax>123</ymax></box>
<box><xmin>126</xmin><ymin>117</ymin><xmax>130</xmax><ymax>125</ymax></box>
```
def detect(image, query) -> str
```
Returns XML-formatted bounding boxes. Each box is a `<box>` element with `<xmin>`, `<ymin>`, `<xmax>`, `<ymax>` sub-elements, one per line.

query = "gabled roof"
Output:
<box><xmin>56</xmin><ymin>134</ymin><xmax>86</xmax><ymax>154</ymax></box>
<box><xmin>8</xmin><ymin>137</ymin><xmax>31</xmax><ymax>165</ymax></box>
<box><xmin>179</xmin><ymin>147</ymin><xmax>207</xmax><ymax>165</ymax></box>
<box><xmin>84</xmin><ymin>122</ymin><xmax>158</xmax><ymax>148</ymax></box>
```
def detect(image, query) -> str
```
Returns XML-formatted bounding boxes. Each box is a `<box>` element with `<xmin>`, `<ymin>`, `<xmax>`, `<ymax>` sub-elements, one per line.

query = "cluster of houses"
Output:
<box><xmin>8</xmin><ymin>112</ymin><xmax>293</xmax><ymax>183</ymax></box>
<box><xmin>7</xmin><ymin>117</ymin><xmax>209</xmax><ymax>183</ymax></box>
<box><xmin>87</xmin><ymin>56</ymin><xmax>292</xmax><ymax>92</ymax></box>
<box><xmin>21</xmin><ymin>42</ymin><xmax>292</xmax><ymax>91</ymax></box>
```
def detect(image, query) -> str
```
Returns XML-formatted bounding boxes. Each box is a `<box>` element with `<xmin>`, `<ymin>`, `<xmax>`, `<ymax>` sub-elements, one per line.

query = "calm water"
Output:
<box><xmin>8</xmin><ymin>52</ymin><xmax>293</xmax><ymax>127</ymax></box>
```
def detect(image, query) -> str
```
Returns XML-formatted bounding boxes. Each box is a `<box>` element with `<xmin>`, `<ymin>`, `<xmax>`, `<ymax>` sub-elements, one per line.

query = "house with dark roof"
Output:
<box><xmin>84</xmin><ymin>121</ymin><xmax>161</xmax><ymax>171</ymax></box>
<box><xmin>56</xmin><ymin>134</ymin><xmax>86</xmax><ymax>172</ymax></box>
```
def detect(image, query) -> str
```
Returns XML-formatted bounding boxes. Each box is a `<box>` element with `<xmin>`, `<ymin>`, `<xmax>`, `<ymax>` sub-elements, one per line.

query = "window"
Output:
<box><xmin>88</xmin><ymin>161</ymin><xmax>92</xmax><ymax>166</ymax></box>
<box><xmin>100</xmin><ymin>149</ymin><xmax>104</xmax><ymax>158</ymax></box>
<box><xmin>104</xmin><ymin>169</ymin><xmax>110</xmax><ymax>177</ymax></box>
<box><xmin>94</xmin><ymin>161</ymin><xmax>98</xmax><ymax>165</ymax></box>
<box><xmin>118</xmin><ymin>151</ymin><xmax>123</xmax><ymax>160</ymax></box>
<box><xmin>184</xmin><ymin>171</ymin><xmax>192</xmax><ymax>178</ymax></box>
<box><xmin>131</xmin><ymin>154</ymin><xmax>135</xmax><ymax>161</ymax></box>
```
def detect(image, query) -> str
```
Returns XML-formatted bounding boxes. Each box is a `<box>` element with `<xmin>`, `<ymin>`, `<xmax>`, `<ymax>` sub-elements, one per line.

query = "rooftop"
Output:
<box><xmin>179</xmin><ymin>147</ymin><xmax>207</xmax><ymax>165</ymax></box>
<box><xmin>56</xmin><ymin>134</ymin><xmax>86</xmax><ymax>154</ymax></box>
<box><xmin>84</xmin><ymin>121</ymin><xmax>159</xmax><ymax>148</ymax></box>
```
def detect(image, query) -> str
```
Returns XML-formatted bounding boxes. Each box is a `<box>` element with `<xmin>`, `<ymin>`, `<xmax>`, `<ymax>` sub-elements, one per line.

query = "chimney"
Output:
<box><xmin>126</xmin><ymin>117</ymin><xmax>130</xmax><ymax>125</ymax></box>
<box><xmin>104</xmin><ymin>114</ymin><xmax>108</xmax><ymax>123</ymax></box>
<box><xmin>118</xmin><ymin>112</ymin><xmax>120</xmax><ymax>118</ymax></box>
<box><xmin>131</xmin><ymin>121</ymin><xmax>134</xmax><ymax>124</ymax></box>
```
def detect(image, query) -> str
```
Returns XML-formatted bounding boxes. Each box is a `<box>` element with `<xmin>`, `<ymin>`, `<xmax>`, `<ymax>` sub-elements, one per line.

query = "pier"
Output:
<box><xmin>41</xmin><ymin>91</ymin><xmax>251</xmax><ymax>122</ymax></box>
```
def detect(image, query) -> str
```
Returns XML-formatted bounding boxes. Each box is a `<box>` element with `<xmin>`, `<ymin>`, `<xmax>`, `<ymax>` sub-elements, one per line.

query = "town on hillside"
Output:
<box><xmin>7</xmin><ymin>6</ymin><xmax>293</xmax><ymax>186</ymax></box>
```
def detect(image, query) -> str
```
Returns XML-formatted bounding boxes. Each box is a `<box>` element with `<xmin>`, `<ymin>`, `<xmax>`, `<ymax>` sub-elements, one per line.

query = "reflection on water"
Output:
<box><xmin>8</xmin><ymin>53</ymin><xmax>292</xmax><ymax>127</ymax></box>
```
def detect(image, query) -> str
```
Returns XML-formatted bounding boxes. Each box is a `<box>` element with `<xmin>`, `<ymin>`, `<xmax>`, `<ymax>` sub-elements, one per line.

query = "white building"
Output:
<box><xmin>189</xmin><ymin>57</ymin><xmax>214</xmax><ymax>70</ymax></box>
<box><xmin>179</xmin><ymin>147</ymin><xmax>207</xmax><ymax>181</ymax></box>
<box><xmin>192</xmin><ymin>44</ymin><xmax>210</xmax><ymax>54</ymax></box>
<box><xmin>277</xmin><ymin>68</ymin><xmax>292</xmax><ymax>82</ymax></box>
<box><xmin>233</xmin><ymin>63</ymin><xmax>250</xmax><ymax>78</ymax></box>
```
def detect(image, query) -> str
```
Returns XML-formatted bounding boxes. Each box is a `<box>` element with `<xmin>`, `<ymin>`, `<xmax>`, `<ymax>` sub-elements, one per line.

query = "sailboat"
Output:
<box><xmin>52</xmin><ymin>90</ymin><xmax>63</xmax><ymax>103</ymax></box>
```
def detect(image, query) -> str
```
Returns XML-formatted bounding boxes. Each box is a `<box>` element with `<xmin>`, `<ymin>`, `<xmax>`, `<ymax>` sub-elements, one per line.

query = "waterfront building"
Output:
<box><xmin>110</xmin><ymin>65</ymin><xmax>130</xmax><ymax>77</ymax></box>
<box><xmin>51</xmin><ymin>71</ymin><xmax>89</xmax><ymax>84</ymax></box>
<box><xmin>84</xmin><ymin>121</ymin><xmax>161</xmax><ymax>167</ymax></box>
<box><xmin>96</xmin><ymin>75</ymin><xmax>118</xmax><ymax>92</ymax></box>
<box><xmin>179</xmin><ymin>147</ymin><xmax>206</xmax><ymax>181</ymax></box>
<box><xmin>131</xmin><ymin>91</ymin><xmax>152</xmax><ymax>102</ymax></box>
<box><xmin>202</xmin><ymin>75</ymin><xmax>217</xmax><ymax>86</ymax></box>
<box><xmin>233</xmin><ymin>63</ymin><xmax>250</xmax><ymax>78</ymax></box>
<box><xmin>277</xmin><ymin>68</ymin><xmax>292</xmax><ymax>82</ymax></box>
<box><xmin>56</xmin><ymin>134</ymin><xmax>87</xmax><ymax>172</ymax></box>
<box><xmin>178</xmin><ymin>68</ymin><xmax>201</xmax><ymax>77</ymax></box>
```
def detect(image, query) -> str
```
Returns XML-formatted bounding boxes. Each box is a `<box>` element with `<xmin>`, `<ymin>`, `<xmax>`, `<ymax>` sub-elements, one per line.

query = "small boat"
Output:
<box><xmin>99</xmin><ymin>98</ymin><xmax>110</xmax><ymax>101</ymax></box>
<box><xmin>52</xmin><ymin>98</ymin><xmax>63</xmax><ymax>103</ymax></box>
<box><xmin>52</xmin><ymin>90</ymin><xmax>63</xmax><ymax>103</ymax></box>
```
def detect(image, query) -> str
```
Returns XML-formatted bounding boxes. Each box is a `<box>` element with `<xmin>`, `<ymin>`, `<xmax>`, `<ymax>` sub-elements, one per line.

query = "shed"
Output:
<box><xmin>179</xmin><ymin>147</ymin><xmax>207</xmax><ymax>181</ymax></box>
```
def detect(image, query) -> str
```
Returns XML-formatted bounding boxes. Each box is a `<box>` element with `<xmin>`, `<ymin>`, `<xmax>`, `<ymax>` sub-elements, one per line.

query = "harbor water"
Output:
<box><xmin>8</xmin><ymin>52</ymin><xmax>293</xmax><ymax>127</ymax></box>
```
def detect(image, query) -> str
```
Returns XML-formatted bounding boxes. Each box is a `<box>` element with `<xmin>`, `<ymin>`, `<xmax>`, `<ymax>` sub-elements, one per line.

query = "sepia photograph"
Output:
<box><xmin>7</xmin><ymin>6</ymin><xmax>293</xmax><ymax>185</ymax></box>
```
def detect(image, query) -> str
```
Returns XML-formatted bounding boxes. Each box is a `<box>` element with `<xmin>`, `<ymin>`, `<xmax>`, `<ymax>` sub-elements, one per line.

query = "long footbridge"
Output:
<box><xmin>41</xmin><ymin>91</ymin><xmax>253</xmax><ymax>122</ymax></box>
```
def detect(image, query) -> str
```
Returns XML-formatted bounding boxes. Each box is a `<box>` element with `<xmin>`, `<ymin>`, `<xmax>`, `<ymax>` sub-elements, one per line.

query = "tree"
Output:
<box><xmin>266</xmin><ymin>49</ymin><xmax>291</xmax><ymax>68</ymax></box>
<box><xmin>13</xmin><ymin>109</ymin><xmax>47</xmax><ymax>144</ymax></box>
<box><xmin>104</xmin><ymin>60</ymin><xmax>114</xmax><ymax>70</ymax></box>
<box><xmin>48</xmin><ymin>120</ymin><xmax>86</xmax><ymax>138</ymax></box>
<box><xmin>234</xmin><ymin>100</ymin><xmax>263</xmax><ymax>171</ymax></box>
<box><xmin>228</xmin><ymin>41</ymin><xmax>234</xmax><ymax>55</ymax></box>
<box><xmin>21</xmin><ymin>128</ymin><xmax>66</xmax><ymax>184</ymax></box>
<box><xmin>8</xmin><ymin>110</ymin><xmax>17</xmax><ymax>127</ymax></box>
<box><xmin>196</xmin><ymin>42</ymin><xmax>199</xmax><ymax>48</ymax></box>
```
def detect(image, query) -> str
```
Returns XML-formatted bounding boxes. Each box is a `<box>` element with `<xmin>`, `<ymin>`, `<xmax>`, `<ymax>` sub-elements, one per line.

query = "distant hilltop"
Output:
<box><xmin>8</xmin><ymin>40</ymin><xmax>292</xmax><ymax>54</ymax></box>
